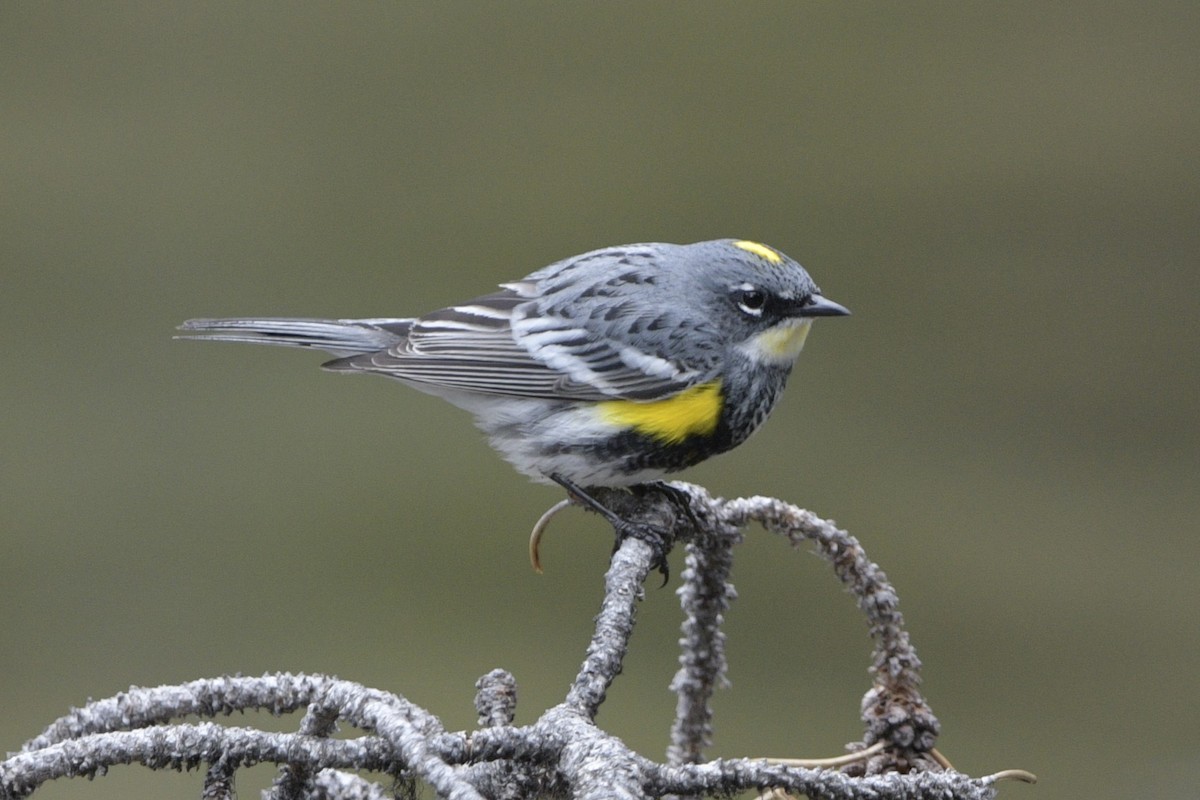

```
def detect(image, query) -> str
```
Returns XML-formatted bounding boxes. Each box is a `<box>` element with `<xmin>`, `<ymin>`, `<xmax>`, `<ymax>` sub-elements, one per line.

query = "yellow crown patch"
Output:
<box><xmin>732</xmin><ymin>240</ymin><xmax>782</xmax><ymax>264</ymax></box>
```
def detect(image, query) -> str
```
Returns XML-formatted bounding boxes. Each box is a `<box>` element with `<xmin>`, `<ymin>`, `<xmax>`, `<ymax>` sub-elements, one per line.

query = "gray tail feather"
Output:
<box><xmin>176</xmin><ymin>317</ymin><xmax>411</xmax><ymax>358</ymax></box>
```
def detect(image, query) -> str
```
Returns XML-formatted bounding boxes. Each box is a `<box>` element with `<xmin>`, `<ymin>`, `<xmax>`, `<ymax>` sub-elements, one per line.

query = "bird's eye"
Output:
<box><xmin>736</xmin><ymin>287</ymin><xmax>767</xmax><ymax>316</ymax></box>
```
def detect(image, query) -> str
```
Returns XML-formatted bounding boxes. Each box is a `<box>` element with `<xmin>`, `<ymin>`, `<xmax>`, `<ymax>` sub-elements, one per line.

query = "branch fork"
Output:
<box><xmin>1</xmin><ymin>484</ymin><xmax>1032</xmax><ymax>799</ymax></box>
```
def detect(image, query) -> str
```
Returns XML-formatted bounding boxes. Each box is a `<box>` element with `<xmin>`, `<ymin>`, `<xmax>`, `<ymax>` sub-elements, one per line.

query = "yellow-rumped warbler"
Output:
<box><xmin>180</xmin><ymin>239</ymin><xmax>847</xmax><ymax>489</ymax></box>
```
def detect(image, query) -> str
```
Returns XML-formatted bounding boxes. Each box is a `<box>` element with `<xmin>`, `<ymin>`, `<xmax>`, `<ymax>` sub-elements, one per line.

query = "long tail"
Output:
<box><xmin>177</xmin><ymin>317</ymin><xmax>412</xmax><ymax>357</ymax></box>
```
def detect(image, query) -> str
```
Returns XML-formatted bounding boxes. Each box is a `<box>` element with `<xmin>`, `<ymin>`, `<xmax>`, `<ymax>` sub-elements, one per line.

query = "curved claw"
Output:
<box><xmin>529</xmin><ymin>499</ymin><xmax>572</xmax><ymax>574</ymax></box>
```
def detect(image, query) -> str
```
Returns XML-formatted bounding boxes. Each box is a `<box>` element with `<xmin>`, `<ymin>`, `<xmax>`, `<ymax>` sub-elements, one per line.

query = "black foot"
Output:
<box><xmin>639</xmin><ymin>481</ymin><xmax>703</xmax><ymax>533</ymax></box>
<box><xmin>614</xmin><ymin>517</ymin><xmax>673</xmax><ymax>586</ymax></box>
<box><xmin>550</xmin><ymin>475</ymin><xmax>674</xmax><ymax>584</ymax></box>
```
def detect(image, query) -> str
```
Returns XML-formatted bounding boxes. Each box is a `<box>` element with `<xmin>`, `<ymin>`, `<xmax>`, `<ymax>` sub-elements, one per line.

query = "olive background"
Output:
<box><xmin>2</xmin><ymin>4</ymin><xmax>1196</xmax><ymax>799</ymax></box>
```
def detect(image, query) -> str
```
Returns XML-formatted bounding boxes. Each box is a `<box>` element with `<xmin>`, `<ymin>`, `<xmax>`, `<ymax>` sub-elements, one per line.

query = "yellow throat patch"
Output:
<box><xmin>597</xmin><ymin>381</ymin><xmax>723</xmax><ymax>444</ymax></box>
<box><xmin>743</xmin><ymin>319</ymin><xmax>813</xmax><ymax>364</ymax></box>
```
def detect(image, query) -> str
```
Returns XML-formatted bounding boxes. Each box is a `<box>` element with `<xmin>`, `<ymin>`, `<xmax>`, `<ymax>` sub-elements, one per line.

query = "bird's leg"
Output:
<box><xmin>549</xmin><ymin>475</ymin><xmax>675</xmax><ymax>582</ymax></box>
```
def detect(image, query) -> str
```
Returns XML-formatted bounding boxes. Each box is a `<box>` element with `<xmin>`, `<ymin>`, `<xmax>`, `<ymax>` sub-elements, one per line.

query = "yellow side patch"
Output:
<box><xmin>597</xmin><ymin>381</ymin><xmax>723</xmax><ymax>444</ymax></box>
<box><xmin>744</xmin><ymin>319</ymin><xmax>812</xmax><ymax>364</ymax></box>
<box><xmin>733</xmin><ymin>240</ymin><xmax>782</xmax><ymax>264</ymax></box>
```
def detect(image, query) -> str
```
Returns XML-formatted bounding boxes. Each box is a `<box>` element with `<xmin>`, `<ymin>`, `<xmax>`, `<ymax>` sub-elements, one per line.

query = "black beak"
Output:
<box><xmin>795</xmin><ymin>294</ymin><xmax>851</xmax><ymax>317</ymax></box>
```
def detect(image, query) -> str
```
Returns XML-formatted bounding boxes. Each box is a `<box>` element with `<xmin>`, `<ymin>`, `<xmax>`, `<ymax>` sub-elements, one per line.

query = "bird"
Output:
<box><xmin>179</xmin><ymin>239</ymin><xmax>848</xmax><ymax>560</ymax></box>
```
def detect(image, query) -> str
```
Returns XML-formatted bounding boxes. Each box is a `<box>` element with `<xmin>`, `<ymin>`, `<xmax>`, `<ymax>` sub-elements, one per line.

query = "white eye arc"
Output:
<box><xmin>735</xmin><ymin>284</ymin><xmax>767</xmax><ymax>316</ymax></box>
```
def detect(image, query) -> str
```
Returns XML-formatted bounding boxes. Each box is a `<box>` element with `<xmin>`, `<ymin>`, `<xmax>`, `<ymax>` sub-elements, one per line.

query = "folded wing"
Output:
<box><xmin>324</xmin><ymin>288</ymin><xmax>713</xmax><ymax>402</ymax></box>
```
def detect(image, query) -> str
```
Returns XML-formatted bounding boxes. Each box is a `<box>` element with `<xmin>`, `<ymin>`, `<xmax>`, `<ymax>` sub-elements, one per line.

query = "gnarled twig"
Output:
<box><xmin>2</xmin><ymin>484</ymin><xmax>1032</xmax><ymax>799</ymax></box>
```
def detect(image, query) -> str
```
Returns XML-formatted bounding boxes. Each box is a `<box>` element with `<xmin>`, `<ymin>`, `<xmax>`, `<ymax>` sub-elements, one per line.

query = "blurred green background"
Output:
<box><xmin>2</xmin><ymin>3</ymin><xmax>1196</xmax><ymax>799</ymax></box>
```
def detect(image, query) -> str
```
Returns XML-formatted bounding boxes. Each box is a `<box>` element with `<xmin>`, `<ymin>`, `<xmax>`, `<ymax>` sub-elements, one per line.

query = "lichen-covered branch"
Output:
<box><xmin>270</xmin><ymin>699</ymin><xmax>342</xmax><ymax>800</ymax></box>
<box><xmin>565</xmin><ymin>533</ymin><xmax>656</xmax><ymax>717</ymax></box>
<box><xmin>716</xmin><ymin>495</ymin><xmax>940</xmax><ymax>772</ymax></box>
<box><xmin>666</xmin><ymin>483</ymin><xmax>741</xmax><ymax>767</ymax></box>
<box><xmin>1</xmin><ymin>484</ymin><xmax>1028</xmax><ymax>799</ymax></box>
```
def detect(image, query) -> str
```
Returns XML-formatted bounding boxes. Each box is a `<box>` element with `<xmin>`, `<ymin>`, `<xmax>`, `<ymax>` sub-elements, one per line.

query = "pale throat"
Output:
<box><xmin>739</xmin><ymin>318</ymin><xmax>813</xmax><ymax>364</ymax></box>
